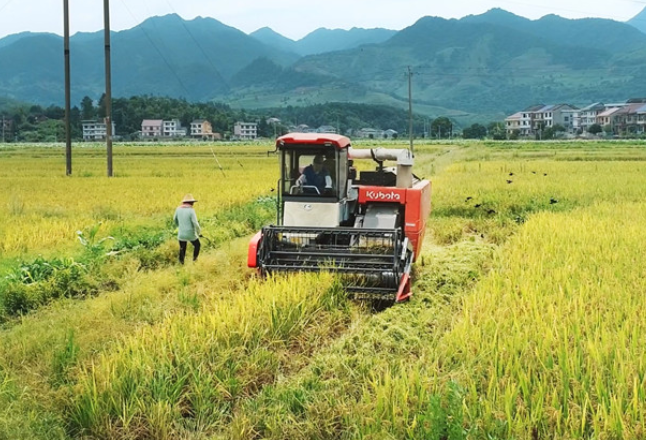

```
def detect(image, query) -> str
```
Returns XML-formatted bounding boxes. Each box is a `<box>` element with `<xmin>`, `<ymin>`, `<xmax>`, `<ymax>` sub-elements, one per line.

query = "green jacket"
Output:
<box><xmin>173</xmin><ymin>205</ymin><xmax>201</xmax><ymax>241</ymax></box>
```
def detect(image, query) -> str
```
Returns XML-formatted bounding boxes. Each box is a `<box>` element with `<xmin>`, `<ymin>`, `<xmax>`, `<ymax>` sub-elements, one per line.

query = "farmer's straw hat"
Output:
<box><xmin>181</xmin><ymin>194</ymin><xmax>197</xmax><ymax>203</ymax></box>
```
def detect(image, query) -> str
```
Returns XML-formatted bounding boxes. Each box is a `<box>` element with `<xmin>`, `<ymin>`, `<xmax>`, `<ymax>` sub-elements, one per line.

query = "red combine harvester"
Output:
<box><xmin>248</xmin><ymin>133</ymin><xmax>431</xmax><ymax>304</ymax></box>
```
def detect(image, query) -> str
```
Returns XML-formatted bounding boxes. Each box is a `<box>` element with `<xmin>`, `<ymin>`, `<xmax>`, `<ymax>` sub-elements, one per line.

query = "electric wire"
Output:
<box><xmin>0</xmin><ymin>0</ymin><xmax>12</xmax><ymax>14</ymax></box>
<box><xmin>163</xmin><ymin>0</ymin><xmax>226</xmax><ymax>80</ymax></box>
<box><xmin>117</xmin><ymin>0</ymin><xmax>193</xmax><ymax>97</ymax></box>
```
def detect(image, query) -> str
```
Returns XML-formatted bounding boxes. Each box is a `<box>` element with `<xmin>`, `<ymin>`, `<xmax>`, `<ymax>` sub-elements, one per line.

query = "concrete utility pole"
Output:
<box><xmin>104</xmin><ymin>0</ymin><xmax>113</xmax><ymax>177</ymax></box>
<box><xmin>64</xmin><ymin>0</ymin><xmax>72</xmax><ymax>175</ymax></box>
<box><xmin>2</xmin><ymin>115</ymin><xmax>5</xmax><ymax>143</ymax></box>
<box><xmin>407</xmin><ymin>66</ymin><xmax>414</xmax><ymax>156</ymax></box>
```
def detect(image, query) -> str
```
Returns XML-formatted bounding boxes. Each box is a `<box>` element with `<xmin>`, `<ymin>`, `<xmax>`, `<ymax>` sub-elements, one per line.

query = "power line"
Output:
<box><xmin>117</xmin><ymin>0</ymin><xmax>193</xmax><ymax>97</ymax></box>
<box><xmin>0</xmin><ymin>0</ymin><xmax>13</xmax><ymax>14</ymax></box>
<box><xmin>163</xmin><ymin>0</ymin><xmax>225</xmax><ymax>84</ymax></box>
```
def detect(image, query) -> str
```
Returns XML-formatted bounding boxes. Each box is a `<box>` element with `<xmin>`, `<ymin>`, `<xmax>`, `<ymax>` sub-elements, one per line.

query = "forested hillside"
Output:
<box><xmin>2</xmin><ymin>8</ymin><xmax>646</xmax><ymax>121</ymax></box>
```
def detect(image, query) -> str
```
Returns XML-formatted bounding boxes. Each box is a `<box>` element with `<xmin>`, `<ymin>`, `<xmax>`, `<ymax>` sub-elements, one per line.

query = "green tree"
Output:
<box><xmin>430</xmin><ymin>117</ymin><xmax>452</xmax><ymax>138</ymax></box>
<box><xmin>487</xmin><ymin>122</ymin><xmax>506</xmax><ymax>140</ymax></box>
<box><xmin>97</xmin><ymin>94</ymin><xmax>107</xmax><ymax>119</ymax></box>
<box><xmin>257</xmin><ymin>118</ymin><xmax>270</xmax><ymax>138</ymax></box>
<box><xmin>542</xmin><ymin>124</ymin><xmax>566</xmax><ymax>140</ymax></box>
<box><xmin>588</xmin><ymin>123</ymin><xmax>603</xmax><ymax>135</ymax></box>
<box><xmin>36</xmin><ymin>119</ymin><xmax>66</xmax><ymax>142</ymax></box>
<box><xmin>462</xmin><ymin>123</ymin><xmax>487</xmax><ymax>139</ymax></box>
<box><xmin>80</xmin><ymin>96</ymin><xmax>95</xmax><ymax>120</ymax></box>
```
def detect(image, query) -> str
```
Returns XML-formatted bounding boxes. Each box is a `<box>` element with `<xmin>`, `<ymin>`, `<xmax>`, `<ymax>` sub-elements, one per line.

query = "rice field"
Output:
<box><xmin>2</xmin><ymin>140</ymin><xmax>646</xmax><ymax>439</ymax></box>
<box><xmin>0</xmin><ymin>144</ymin><xmax>277</xmax><ymax>257</ymax></box>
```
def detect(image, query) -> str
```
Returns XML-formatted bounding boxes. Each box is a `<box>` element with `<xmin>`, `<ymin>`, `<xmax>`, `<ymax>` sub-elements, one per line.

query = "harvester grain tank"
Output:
<box><xmin>248</xmin><ymin>133</ymin><xmax>431</xmax><ymax>304</ymax></box>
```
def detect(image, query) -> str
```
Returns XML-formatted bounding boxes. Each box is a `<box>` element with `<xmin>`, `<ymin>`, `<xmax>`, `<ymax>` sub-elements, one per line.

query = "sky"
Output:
<box><xmin>0</xmin><ymin>0</ymin><xmax>644</xmax><ymax>41</ymax></box>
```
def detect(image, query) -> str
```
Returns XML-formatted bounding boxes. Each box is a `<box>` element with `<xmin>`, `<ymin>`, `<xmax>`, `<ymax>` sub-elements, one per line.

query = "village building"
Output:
<box><xmin>141</xmin><ymin>119</ymin><xmax>163</xmax><ymax>138</ymax></box>
<box><xmin>82</xmin><ymin>119</ymin><xmax>116</xmax><ymax>141</ymax></box>
<box><xmin>233</xmin><ymin>121</ymin><xmax>258</xmax><ymax>140</ymax></box>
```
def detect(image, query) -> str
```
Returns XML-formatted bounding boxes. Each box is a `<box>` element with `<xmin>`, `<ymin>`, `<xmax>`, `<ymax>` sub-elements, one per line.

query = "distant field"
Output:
<box><xmin>0</xmin><ymin>143</ymin><xmax>277</xmax><ymax>259</ymax></box>
<box><xmin>2</xmin><ymin>140</ymin><xmax>646</xmax><ymax>439</ymax></box>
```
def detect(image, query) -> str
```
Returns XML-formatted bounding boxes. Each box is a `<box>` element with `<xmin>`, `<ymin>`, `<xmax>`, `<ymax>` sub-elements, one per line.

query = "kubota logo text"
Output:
<box><xmin>365</xmin><ymin>190</ymin><xmax>402</xmax><ymax>201</ymax></box>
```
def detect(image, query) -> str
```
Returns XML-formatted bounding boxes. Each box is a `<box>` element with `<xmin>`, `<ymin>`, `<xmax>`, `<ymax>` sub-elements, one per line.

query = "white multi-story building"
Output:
<box><xmin>82</xmin><ymin>119</ymin><xmax>116</xmax><ymax>141</ymax></box>
<box><xmin>560</xmin><ymin>108</ymin><xmax>580</xmax><ymax>133</ymax></box>
<box><xmin>162</xmin><ymin>119</ymin><xmax>186</xmax><ymax>137</ymax></box>
<box><xmin>233</xmin><ymin>121</ymin><xmax>258</xmax><ymax>140</ymax></box>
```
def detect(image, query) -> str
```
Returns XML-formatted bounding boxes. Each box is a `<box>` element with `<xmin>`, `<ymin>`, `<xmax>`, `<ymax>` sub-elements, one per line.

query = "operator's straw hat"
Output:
<box><xmin>181</xmin><ymin>194</ymin><xmax>197</xmax><ymax>203</ymax></box>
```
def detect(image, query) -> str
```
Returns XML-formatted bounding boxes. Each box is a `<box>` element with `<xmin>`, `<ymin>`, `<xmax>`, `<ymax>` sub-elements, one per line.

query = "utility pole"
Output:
<box><xmin>104</xmin><ymin>0</ymin><xmax>113</xmax><ymax>177</ymax></box>
<box><xmin>1</xmin><ymin>114</ymin><xmax>5</xmax><ymax>143</ymax></box>
<box><xmin>407</xmin><ymin>66</ymin><xmax>414</xmax><ymax>156</ymax></box>
<box><xmin>64</xmin><ymin>0</ymin><xmax>72</xmax><ymax>175</ymax></box>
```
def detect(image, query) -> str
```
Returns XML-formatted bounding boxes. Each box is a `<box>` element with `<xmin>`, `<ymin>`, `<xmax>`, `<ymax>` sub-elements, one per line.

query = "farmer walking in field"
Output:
<box><xmin>173</xmin><ymin>194</ymin><xmax>201</xmax><ymax>264</ymax></box>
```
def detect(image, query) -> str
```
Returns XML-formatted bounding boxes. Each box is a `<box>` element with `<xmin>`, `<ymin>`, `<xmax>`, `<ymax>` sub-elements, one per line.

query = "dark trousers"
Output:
<box><xmin>178</xmin><ymin>239</ymin><xmax>201</xmax><ymax>264</ymax></box>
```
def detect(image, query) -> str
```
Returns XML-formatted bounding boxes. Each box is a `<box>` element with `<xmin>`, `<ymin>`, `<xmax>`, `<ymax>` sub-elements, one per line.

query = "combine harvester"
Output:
<box><xmin>248</xmin><ymin>133</ymin><xmax>431</xmax><ymax>305</ymax></box>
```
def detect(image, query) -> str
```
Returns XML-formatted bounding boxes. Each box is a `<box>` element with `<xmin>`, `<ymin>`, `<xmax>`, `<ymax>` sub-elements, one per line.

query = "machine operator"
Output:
<box><xmin>297</xmin><ymin>154</ymin><xmax>333</xmax><ymax>194</ymax></box>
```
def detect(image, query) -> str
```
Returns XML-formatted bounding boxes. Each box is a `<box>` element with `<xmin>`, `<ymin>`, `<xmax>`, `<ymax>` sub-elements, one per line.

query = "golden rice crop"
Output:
<box><xmin>0</xmin><ymin>144</ymin><xmax>277</xmax><ymax>256</ymax></box>
<box><xmin>433</xmin><ymin>160</ymin><xmax>646</xmax><ymax>210</ymax></box>
<box><xmin>4</xmin><ymin>140</ymin><xmax>646</xmax><ymax>439</ymax></box>
<box><xmin>217</xmin><ymin>152</ymin><xmax>646</xmax><ymax>439</ymax></box>
<box><xmin>432</xmin><ymin>201</ymin><xmax>646</xmax><ymax>438</ymax></box>
<box><xmin>67</xmin><ymin>273</ymin><xmax>350</xmax><ymax>438</ymax></box>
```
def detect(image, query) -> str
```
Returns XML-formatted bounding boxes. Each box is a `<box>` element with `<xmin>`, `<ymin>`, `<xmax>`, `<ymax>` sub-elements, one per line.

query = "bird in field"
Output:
<box><xmin>509</xmin><ymin>172</ymin><xmax>514</xmax><ymax>176</ymax></box>
<box><xmin>506</xmin><ymin>179</ymin><xmax>513</xmax><ymax>184</ymax></box>
<box><xmin>550</xmin><ymin>198</ymin><xmax>558</xmax><ymax>204</ymax></box>
<box><xmin>474</xmin><ymin>204</ymin><xmax>482</xmax><ymax>208</ymax></box>
<box><xmin>487</xmin><ymin>209</ymin><xmax>496</xmax><ymax>215</ymax></box>
<box><xmin>465</xmin><ymin>196</ymin><xmax>473</xmax><ymax>202</ymax></box>
<box><xmin>532</xmin><ymin>171</ymin><xmax>536</xmax><ymax>174</ymax></box>
<box><xmin>270</xmin><ymin>188</ymin><xmax>275</xmax><ymax>192</ymax></box>
<box><xmin>543</xmin><ymin>173</ymin><xmax>548</xmax><ymax>176</ymax></box>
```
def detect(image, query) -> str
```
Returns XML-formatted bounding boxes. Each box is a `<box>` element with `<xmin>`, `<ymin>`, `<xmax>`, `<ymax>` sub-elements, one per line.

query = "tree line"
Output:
<box><xmin>0</xmin><ymin>95</ymin><xmax>506</xmax><ymax>142</ymax></box>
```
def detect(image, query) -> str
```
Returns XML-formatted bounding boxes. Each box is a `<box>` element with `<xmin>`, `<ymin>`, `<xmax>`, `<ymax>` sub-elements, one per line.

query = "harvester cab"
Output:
<box><xmin>248</xmin><ymin>133</ymin><xmax>431</xmax><ymax>305</ymax></box>
<box><xmin>278</xmin><ymin>138</ymin><xmax>350</xmax><ymax>228</ymax></box>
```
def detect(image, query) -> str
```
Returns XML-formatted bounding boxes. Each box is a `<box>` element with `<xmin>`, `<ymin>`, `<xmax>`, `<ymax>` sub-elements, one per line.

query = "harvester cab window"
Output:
<box><xmin>279</xmin><ymin>147</ymin><xmax>348</xmax><ymax>199</ymax></box>
<box><xmin>298</xmin><ymin>153</ymin><xmax>332</xmax><ymax>195</ymax></box>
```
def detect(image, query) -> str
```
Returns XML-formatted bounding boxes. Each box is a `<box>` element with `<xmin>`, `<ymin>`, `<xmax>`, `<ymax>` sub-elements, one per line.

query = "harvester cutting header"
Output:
<box><xmin>248</xmin><ymin>133</ymin><xmax>431</xmax><ymax>304</ymax></box>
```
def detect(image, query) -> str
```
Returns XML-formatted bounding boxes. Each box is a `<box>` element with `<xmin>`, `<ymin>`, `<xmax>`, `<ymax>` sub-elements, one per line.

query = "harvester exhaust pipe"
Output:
<box><xmin>348</xmin><ymin>147</ymin><xmax>414</xmax><ymax>188</ymax></box>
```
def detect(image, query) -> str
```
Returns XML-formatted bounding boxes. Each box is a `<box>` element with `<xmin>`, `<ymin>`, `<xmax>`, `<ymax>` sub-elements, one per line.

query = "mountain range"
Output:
<box><xmin>1</xmin><ymin>7</ymin><xmax>646</xmax><ymax>123</ymax></box>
